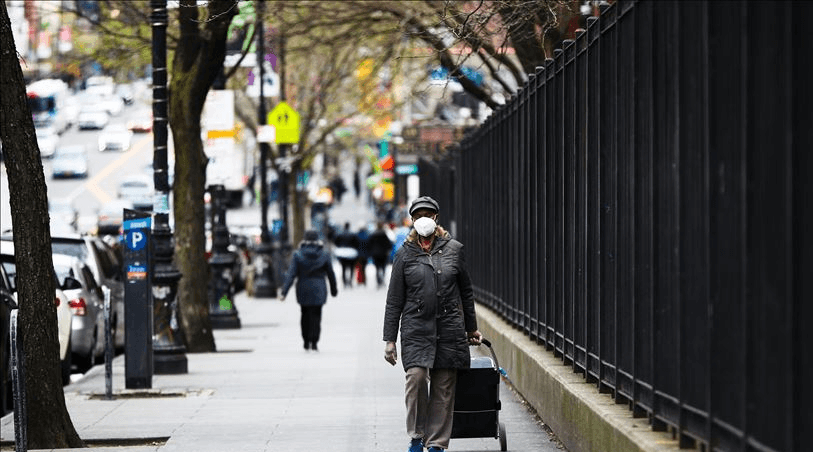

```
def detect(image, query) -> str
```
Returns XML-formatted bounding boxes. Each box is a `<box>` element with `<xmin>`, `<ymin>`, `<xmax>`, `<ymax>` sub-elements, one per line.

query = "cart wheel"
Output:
<box><xmin>499</xmin><ymin>422</ymin><xmax>507</xmax><ymax>451</ymax></box>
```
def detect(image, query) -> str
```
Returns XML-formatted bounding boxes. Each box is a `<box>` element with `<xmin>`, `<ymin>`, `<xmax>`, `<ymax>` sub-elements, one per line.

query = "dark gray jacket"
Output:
<box><xmin>281</xmin><ymin>241</ymin><xmax>338</xmax><ymax>306</ymax></box>
<box><xmin>382</xmin><ymin>228</ymin><xmax>478</xmax><ymax>370</ymax></box>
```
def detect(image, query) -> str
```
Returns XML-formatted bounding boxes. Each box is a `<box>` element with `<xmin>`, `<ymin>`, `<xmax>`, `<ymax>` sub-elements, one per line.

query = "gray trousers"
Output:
<box><xmin>405</xmin><ymin>367</ymin><xmax>457</xmax><ymax>449</ymax></box>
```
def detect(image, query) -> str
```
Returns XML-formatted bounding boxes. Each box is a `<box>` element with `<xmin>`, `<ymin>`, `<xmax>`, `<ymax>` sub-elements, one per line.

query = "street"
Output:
<box><xmin>1</xmin><ymin>85</ymin><xmax>155</xmax><ymax>234</ymax></box>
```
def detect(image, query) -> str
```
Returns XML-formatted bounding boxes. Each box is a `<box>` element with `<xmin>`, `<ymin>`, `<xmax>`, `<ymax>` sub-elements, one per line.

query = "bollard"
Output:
<box><xmin>10</xmin><ymin>309</ymin><xmax>27</xmax><ymax>452</ymax></box>
<box><xmin>103</xmin><ymin>286</ymin><xmax>113</xmax><ymax>400</ymax></box>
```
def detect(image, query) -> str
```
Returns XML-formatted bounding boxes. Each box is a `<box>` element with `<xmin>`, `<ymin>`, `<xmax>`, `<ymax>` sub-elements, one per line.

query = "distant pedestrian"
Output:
<box><xmin>368</xmin><ymin>222</ymin><xmax>394</xmax><ymax>288</ymax></box>
<box><xmin>383</xmin><ymin>196</ymin><xmax>482</xmax><ymax>452</ymax></box>
<box><xmin>356</xmin><ymin>223</ymin><xmax>370</xmax><ymax>286</ymax></box>
<box><xmin>353</xmin><ymin>168</ymin><xmax>361</xmax><ymax>199</ymax></box>
<box><xmin>330</xmin><ymin>176</ymin><xmax>347</xmax><ymax>203</ymax></box>
<box><xmin>334</xmin><ymin>222</ymin><xmax>359</xmax><ymax>288</ymax></box>
<box><xmin>390</xmin><ymin>217</ymin><xmax>412</xmax><ymax>262</ymax></box>
<box><xmin>279</xmin><ymin>230</ymin><xmax>338</xmax><ymax>351</ymax></box>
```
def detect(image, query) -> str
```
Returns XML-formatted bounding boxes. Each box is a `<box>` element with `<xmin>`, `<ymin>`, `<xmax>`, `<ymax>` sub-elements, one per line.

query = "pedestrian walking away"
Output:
<box><xmin>356</xmin><ymin>223</ymin><xmax>370</xmax><ymax>287</ymax></box>
<box><xmin>279</xmin><ymin>230</ymin><xmax>338</xmax><ymax>351</ymax></box>
<box><xmin>383</xmin><ymin>196</ymin><xmax>483</xmax><ymax>452</ymax></box>
<box><xmin>369</xmin><ymin>221</ymin><xmax>394</xmax><ymax>288</ymax></box>
<box><xmin>334</xmin><ymin>222</ymin><xmax>360</xmax><ymax>288</ymax></box>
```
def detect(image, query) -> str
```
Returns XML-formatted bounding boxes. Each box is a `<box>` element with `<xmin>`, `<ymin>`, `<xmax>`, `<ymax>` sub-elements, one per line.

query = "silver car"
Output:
<box><xmin>117</xmin><ymin>174</ymin><xmax>154</xmax><ymax>212</ymax></box>
<box><xmin>35</xmin><ymin>125</ymin><xmax>59</xmax><ymax>158</ymax></box>
<box><xmin>51</xmin><ymin>146</ymin><xmax>89</xmax><ymax>179</ymax></box>
<box><xmin>98</xmin><ymin>124</ymin><xmax>132</xmax><ymax>152</ymax></box>
<box><xmin>52</xmin><ymin>253</ymin><xmax>105</xmax><ymax>372</ymax></box>
<box><xmin>51</xmin><ymin>234</ymin><xmax>126</xmax><ymax>351</ymax></box>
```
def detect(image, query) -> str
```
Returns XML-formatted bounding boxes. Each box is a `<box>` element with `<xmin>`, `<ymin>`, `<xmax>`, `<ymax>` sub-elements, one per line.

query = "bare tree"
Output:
<box><xmin>55</xmin><ymin>0</ymin><xmax>578</xmax><ymax>351</ymax></box>
<box><xmin>0</xmin><ymin>2</ymin><xmax>84</xmax><ymax>448</ymax></box>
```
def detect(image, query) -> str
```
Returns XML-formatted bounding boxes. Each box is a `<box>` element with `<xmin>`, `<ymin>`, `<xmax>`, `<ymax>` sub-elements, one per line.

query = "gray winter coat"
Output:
<box><xmin>281</xmin><ymin>241</ymin><xmax>338</xmax><ymax>306</ymax></box>
<box><xmin>382</xmin><ymin>227</ymin><xmax>478</xmax><ymax>370</ymax></box>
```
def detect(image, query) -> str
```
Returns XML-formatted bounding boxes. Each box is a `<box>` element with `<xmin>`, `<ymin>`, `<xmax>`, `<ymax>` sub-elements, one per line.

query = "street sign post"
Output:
<box><xmin>267</xmin><ymin>101</ymin><xmax>300</xmax><ymax>144</ymax></box>
<box><xmin>123</xmin><ymin>209</ymin><xmax>153</xmax><ymax>389</ymax></box>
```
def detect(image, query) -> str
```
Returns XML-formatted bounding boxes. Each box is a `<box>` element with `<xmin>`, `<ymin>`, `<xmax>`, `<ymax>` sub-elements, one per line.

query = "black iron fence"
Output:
<box><xmin>420</xmin><ymin>1</ymin><xmax>813</xmax><ymax>451</ymax></box>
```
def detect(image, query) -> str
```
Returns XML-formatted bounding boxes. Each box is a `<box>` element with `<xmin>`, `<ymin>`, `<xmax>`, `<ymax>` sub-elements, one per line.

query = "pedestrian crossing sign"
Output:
<box><xmin>267</xmin><ymin>102</ymin><xmax>300</xmax><ymax>144</ymax></box>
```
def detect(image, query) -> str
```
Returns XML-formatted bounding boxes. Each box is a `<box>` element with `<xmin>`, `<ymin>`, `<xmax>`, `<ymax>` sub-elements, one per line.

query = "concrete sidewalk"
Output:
<box><xmin>1</xmin><ymin>276</ymin><xmax>564</xmax><ymax>451</ymax></box>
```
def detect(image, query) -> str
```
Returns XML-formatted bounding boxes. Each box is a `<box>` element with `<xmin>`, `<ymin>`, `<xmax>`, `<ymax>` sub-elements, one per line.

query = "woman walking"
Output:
<box><xmin>383</xmin><ymin>196</ymin><xmax>482</xmax><ymax>452</ymax></box>
<box><xmin>280</xmin><ymin>230</ymin><xmax>338</xmax><ymax>351</ymax></box>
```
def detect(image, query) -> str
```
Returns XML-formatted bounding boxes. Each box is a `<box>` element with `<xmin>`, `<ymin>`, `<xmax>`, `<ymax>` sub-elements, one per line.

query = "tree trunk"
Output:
<box><xmin>0</xmin><ymin>2</ymin><xmax>84</xmax><ymax>448</ymax></box>
<box><xmin>169</xmin><ymin>0</ymin><xmax>237</xmax><ymax>352</ymax></box>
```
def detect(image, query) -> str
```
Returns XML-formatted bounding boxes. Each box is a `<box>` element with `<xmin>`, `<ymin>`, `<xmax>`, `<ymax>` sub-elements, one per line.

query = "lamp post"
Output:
<box><xmin>207</xmin><ymin>184</ymin><xmax>241</xmax><ymax>328</ymax></box>
<box><xmin>252</xmin><ymin>0</ymin><xmax>277</xmax><ymax>298</ymax></box>
<box><xmin>150</xmin><ymin>0</ymin><xmax>187</xmax><ymax>374</ymax></box>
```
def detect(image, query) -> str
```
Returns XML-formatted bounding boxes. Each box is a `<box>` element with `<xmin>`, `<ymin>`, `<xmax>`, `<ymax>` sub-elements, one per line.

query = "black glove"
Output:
<box><xmin>331</xmin><ymin>288</ymin><xmax>338</xmax><ymax>297</ymax></box>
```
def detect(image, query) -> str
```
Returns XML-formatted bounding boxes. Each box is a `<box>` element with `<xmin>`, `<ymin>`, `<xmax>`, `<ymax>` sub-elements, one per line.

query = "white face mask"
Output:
<box><xmin>413</xmin><ymin>217</ymin><xmax>437</xmax><ymax>237</ymax></box>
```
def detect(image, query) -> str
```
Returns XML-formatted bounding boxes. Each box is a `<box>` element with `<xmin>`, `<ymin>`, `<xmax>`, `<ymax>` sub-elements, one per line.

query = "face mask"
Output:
<box><xmin>413</xmin><ymin>216</ymin><xmax>437</xmax><ymax>237</ymax></box>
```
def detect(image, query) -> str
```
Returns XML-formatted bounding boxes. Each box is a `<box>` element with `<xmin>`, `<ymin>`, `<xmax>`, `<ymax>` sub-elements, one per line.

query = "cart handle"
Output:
<box><xmin>475</xmin><ymin>338</ymin><xmax>501</xmax><ymax>372</ymax></box>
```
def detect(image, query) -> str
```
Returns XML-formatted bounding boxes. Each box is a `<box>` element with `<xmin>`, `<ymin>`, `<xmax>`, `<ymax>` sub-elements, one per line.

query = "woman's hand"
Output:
<box><xmin>467</xmin><ymin>330</ymin><xmax>483</xmax><ymax>345</ymax></box>
<box><xmin>384</xmin><ymin>341</ymin><xmax>398</xmax><ymax>366</ymax></box>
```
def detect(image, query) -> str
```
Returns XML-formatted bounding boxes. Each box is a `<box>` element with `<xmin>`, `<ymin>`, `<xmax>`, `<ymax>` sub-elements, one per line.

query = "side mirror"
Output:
<box><xmin>61</xmin><ymin>276</ymin><xmax>83</xmax><ymax>291</ymax></box>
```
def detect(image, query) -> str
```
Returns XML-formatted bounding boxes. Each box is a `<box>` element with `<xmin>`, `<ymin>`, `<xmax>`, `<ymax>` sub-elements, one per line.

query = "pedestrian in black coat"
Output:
<box><xmin>382</xmin><ymin>196</ymin><xmax>482</xmax><ymax>452</ymax></box>
<box><xmin>333</xmin><ymin>222</ymin><xmax>359</xmax><ymax>288</ymax></box>
<box><xmin>368</xmin><ymin>222</ymin><xmax>393</xmax><ymax>288</ymax></box>
<box><xmin>280</xmin><ymin>230</ymin><xmax>338</xmax><ymax>351</ymax></box>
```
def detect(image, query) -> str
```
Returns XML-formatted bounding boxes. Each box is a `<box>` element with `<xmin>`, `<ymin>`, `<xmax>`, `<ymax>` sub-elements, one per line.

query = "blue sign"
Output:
<box><xmin>125</xmin><ymin>230</ymin><xmax>148</xmax><ymax>251</ymax></box>
<box><xmin>396</xmin><ymin>164</ymin><xmax>419</xmax><ymax>175</ymax></box>
<box><xmin>123</xmin><ymin>217</ymin><xmax>151</xmax><ymax>231</ymax></box>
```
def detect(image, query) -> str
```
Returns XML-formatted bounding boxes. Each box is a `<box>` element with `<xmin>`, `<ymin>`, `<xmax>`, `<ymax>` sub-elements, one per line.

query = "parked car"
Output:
<box><xmin>0</xmin><ymin>248</ymin><xmax>12</xmax><ymax>414</ymax></box>
<box><xmin>52</xmin><ymin>253</ymin><xmax>105</xmax><ymax>372</ymax></box>
<box><xmin>97</xmin><ymin>199</ymin><xmax>133</xmax><ymax>236</ymax></box>
<box><xmin>118</xmin><ymin>174</ymin><xmax>154</xmax><ymax>212</ymax></box>
<box><xmin>0</xmin><ymin>239</ymin><xmax>74</xmax><ymax>390</ymax></box>
<box><xmin>98</xmin><ymin>123</ymin><xmax>132</xmax><ymax>152</ymax></box>
<box><xmin>51</xmin><ymin>145</ymin><xmax>89</xmax><ymax>179</ymax></box>
<box><xmin>51</xmin><ymin>234</ymin><xmax>125</xmax><ymax>350</ymax></box>
<box><xmin>35</xmin><ymin>125</ymin><xmax>59</xmax><ymax>158</ymax></box>
<box><xmin>77</xmin><ymin>105</ymin><xmax>110</xmax><ymax>130</ymax></box>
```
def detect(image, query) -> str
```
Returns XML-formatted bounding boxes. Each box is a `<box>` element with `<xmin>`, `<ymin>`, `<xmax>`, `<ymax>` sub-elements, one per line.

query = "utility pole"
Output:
<box><xmin>150</xmin><ymin>0</ymin><xmax>187</xmax><ymax>374</ymax></box>
<box><xmin>252</xmin><ymin>0</ymin><xmax>277</xmax><ymax>298</ymax></box>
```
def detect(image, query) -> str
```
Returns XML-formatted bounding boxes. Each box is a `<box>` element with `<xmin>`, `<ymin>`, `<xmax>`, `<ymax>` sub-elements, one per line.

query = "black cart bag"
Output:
<box><xmin>451</xmin><ymin>338</ymin><xmax>507</xmax><ymax>451</ymax></box>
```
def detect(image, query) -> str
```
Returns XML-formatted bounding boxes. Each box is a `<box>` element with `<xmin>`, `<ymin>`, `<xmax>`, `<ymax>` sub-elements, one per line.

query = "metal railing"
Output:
<box><xmin>420</xmin><ymin>1</ymin><xmax>813</xmax><ymax>451</ymax></box>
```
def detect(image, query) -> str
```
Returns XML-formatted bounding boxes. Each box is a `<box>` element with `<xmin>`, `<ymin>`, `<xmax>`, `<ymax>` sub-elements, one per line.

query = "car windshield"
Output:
<box><xmin>52</xmin><ymin>241</ymin><xmax>87</xmax><ymax>261</ymax></box>
<box><xmin>52</xmin><ymin>261</ymin><xmax>76</xmax><ymax>286</ymax></box>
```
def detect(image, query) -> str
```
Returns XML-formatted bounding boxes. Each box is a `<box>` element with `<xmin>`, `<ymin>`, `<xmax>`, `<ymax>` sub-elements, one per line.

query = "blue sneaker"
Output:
<box><xmin>427</xmin><ymin>447</ymin><xmax>444</xmax><ymax>452</ymax></box>
<box><xmin>407</xmin><ymin>437</ymin><xmax>423</xmax><ymax>452</ymax></box>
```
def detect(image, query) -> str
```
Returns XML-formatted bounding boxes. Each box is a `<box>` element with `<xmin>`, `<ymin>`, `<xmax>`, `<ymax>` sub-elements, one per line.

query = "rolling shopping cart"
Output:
<box><xmin>451</xmin><ymin>338</ymin><xmax>507</xmax><ymax>451</ymax></box>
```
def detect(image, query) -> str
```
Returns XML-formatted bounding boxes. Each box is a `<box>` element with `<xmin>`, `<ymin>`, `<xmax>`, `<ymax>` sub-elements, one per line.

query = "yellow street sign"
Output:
<box><xmin>267</xmin><ymin>101</ymin><xmax>300</xmax><ymax>144</ymax></box>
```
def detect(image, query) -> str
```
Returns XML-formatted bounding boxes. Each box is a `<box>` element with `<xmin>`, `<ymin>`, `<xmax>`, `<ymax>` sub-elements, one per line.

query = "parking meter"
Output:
<box><xmin>123</xmin><ymin>209</ymin><xmax>153</xmax><ymax>389</ymax></box>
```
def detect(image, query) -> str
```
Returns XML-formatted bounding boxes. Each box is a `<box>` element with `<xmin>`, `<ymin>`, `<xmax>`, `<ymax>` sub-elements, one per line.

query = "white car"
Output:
<box><xmin>35</xmin><ymin>126</ymin><xmax>59</xmax><ymax>158</ymax></box>
<box><xmin>52</xmin><ymin>253</ymin><xmax>106</xmax><ymax>373</ymax></box>
<box><xmin>51</xmin><ymin>146</ymin><xmax>89</xmax><ymax>179</ymax></box>
<box><xmin>77</xmin><ymin>106</ymin><xmax>109</xmax><ymax>130</ymax></box>
<box><xmin>98</xmin><ymin>124</ymin><xmax>132</xmax><ymax>152</ymax></box>
<box><xmin>0</xmin><ymin>239</ymin><xmax>74</xmax><ymax>385</ymax></box>
<box><xmin>117</xmin><ymin>174</ymin><xmax>154</xmax><ymax>212</ymax></box>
